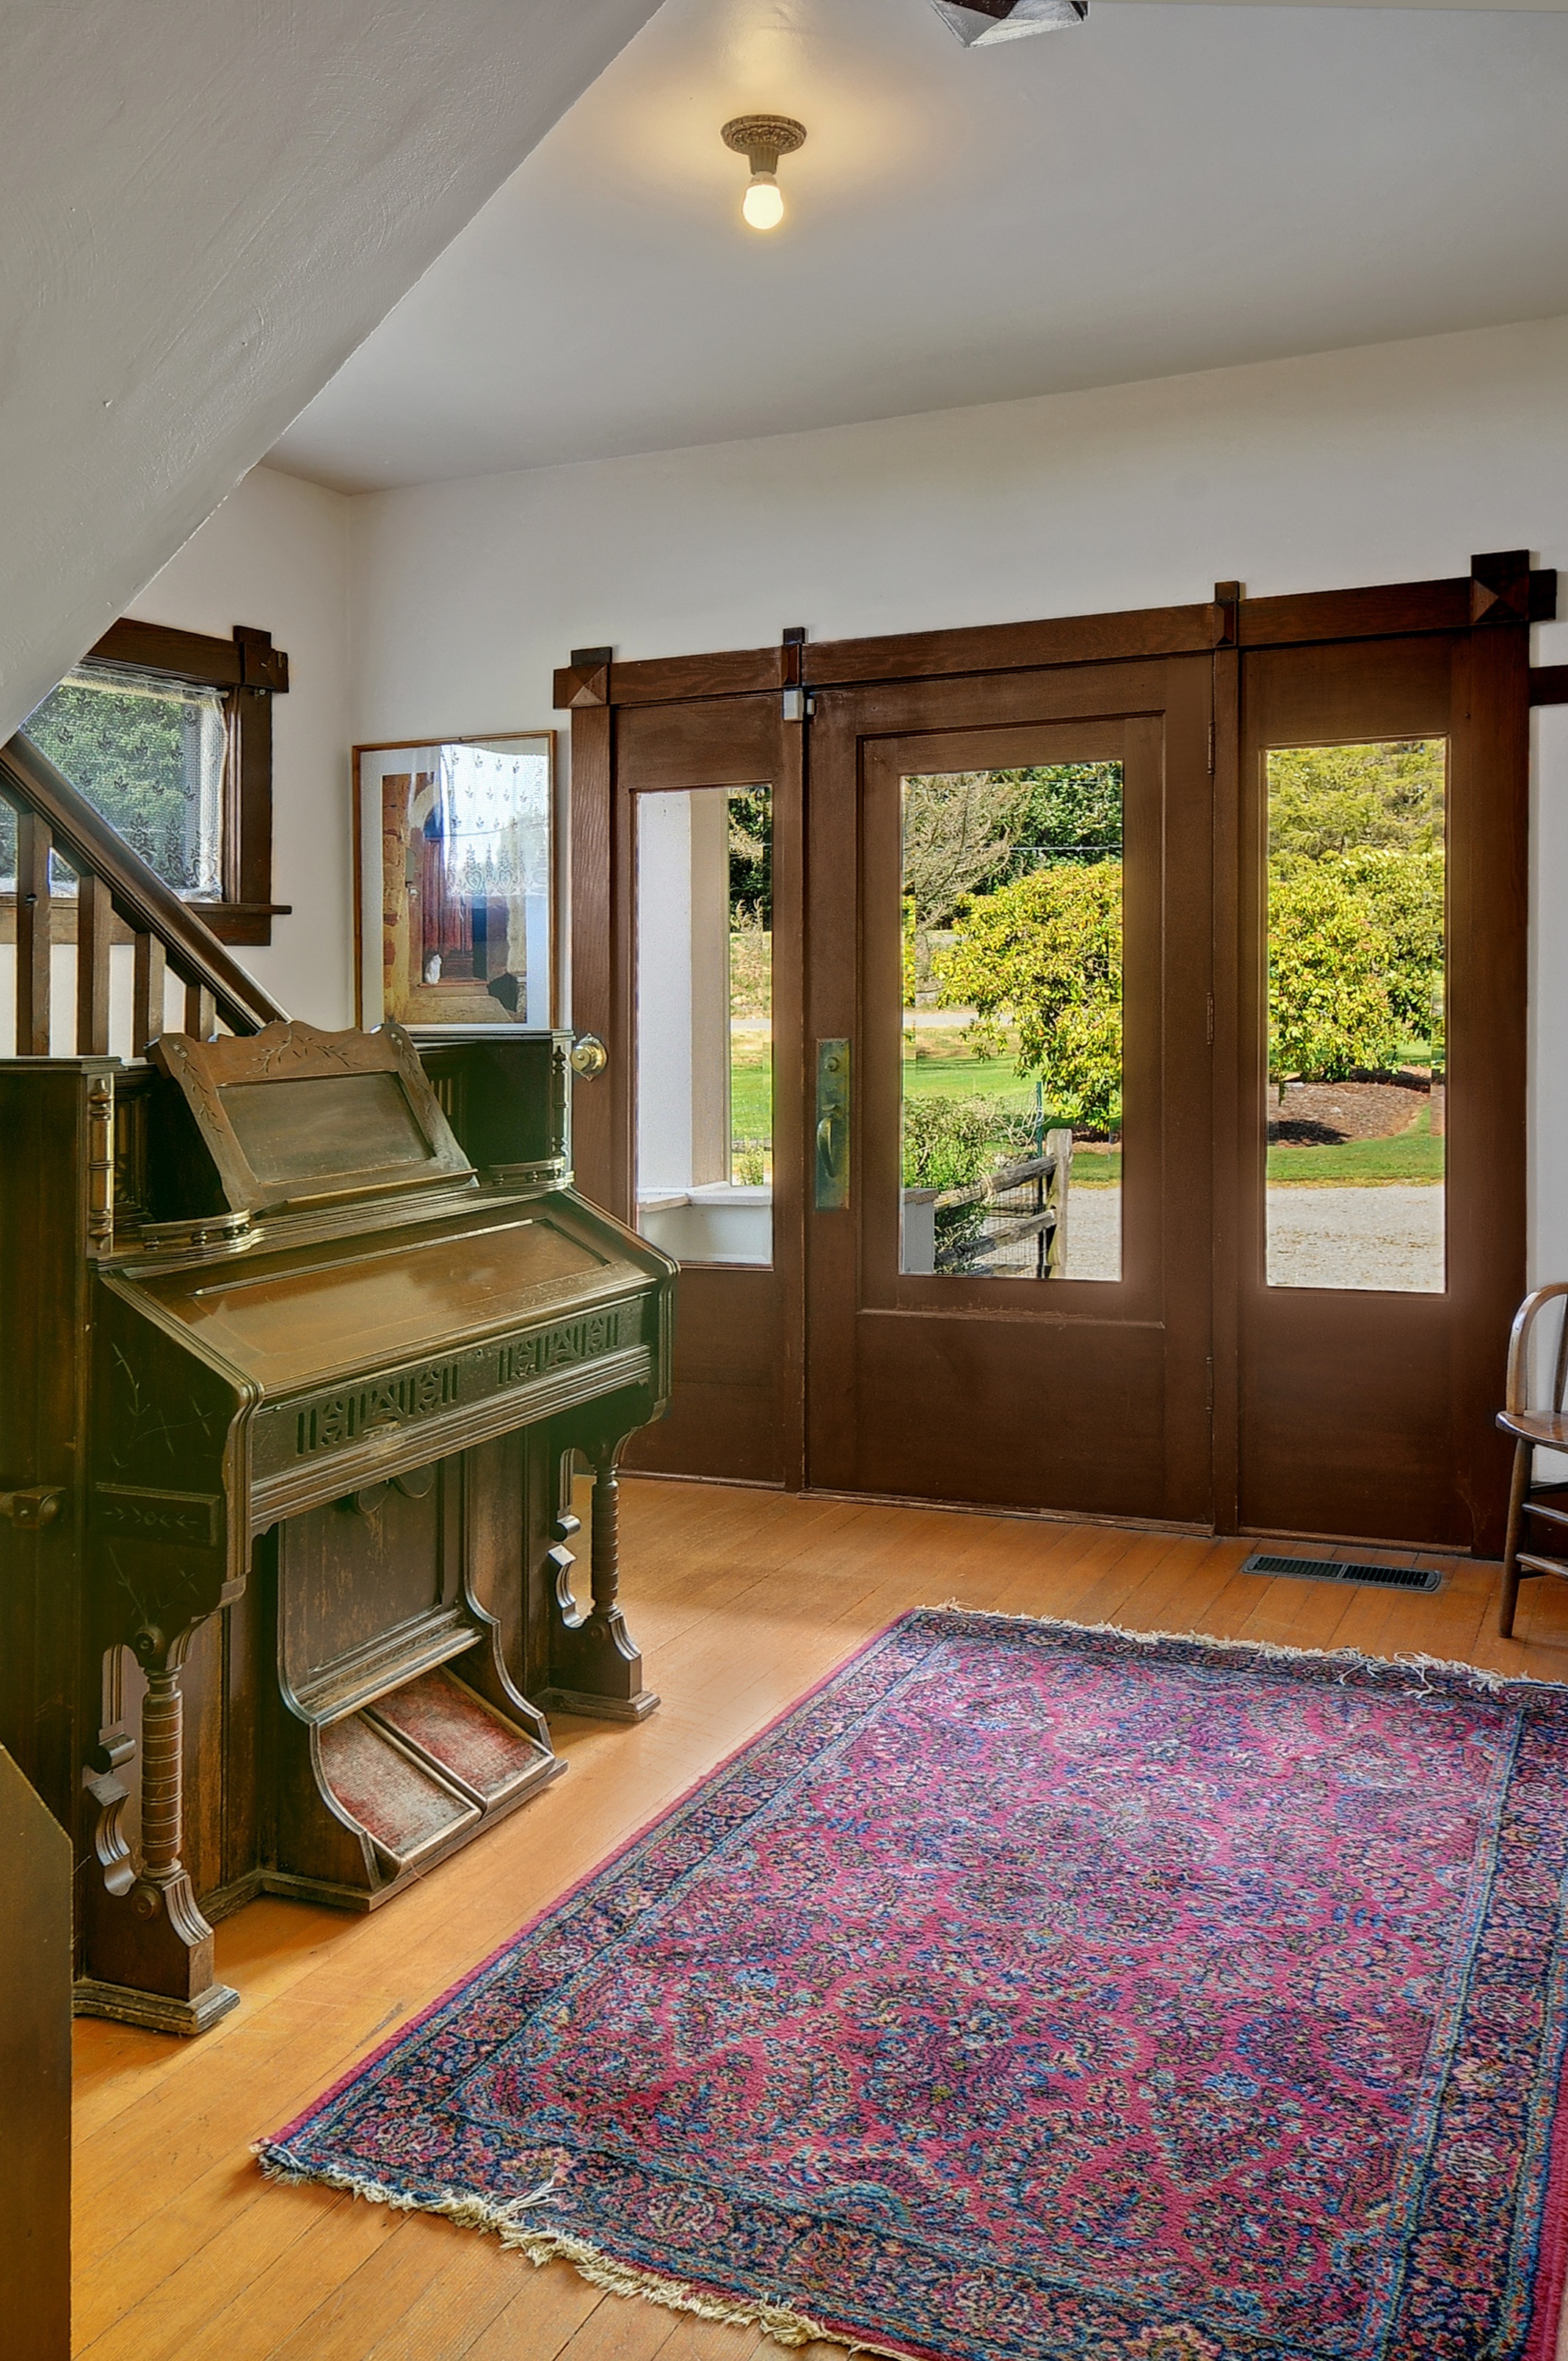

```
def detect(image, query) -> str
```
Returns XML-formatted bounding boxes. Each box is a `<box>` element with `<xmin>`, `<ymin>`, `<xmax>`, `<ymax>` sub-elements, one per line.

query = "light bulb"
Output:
<box><xmin>741</xmin><ymin>171</ymin><xmax>784</xmax><ymax>231</ymax></box>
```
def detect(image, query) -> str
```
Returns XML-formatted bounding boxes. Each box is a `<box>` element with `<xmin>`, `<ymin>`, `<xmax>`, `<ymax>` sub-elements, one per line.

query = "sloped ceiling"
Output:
<box><xmin>0</xmin><ymin>0</ymin><xmax>663</xmax><ymax>742</ymax></box>
<box><xmin>271</xmin><ymin>0</ymin><xmax>1568</xmax><ymax>493</ymax></box>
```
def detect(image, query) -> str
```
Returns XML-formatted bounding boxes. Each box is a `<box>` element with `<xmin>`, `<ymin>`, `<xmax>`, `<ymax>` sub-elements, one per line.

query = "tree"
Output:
<box><xmin>1267</xmin><ymin>866</ymin><xmax>1401</xmax><ymax>1083</ymax></box>
<box><xmin>727</xmin><ymin>788</ymin><xmax>772</xmax><ymax>925</ymax></box>
<box><xmin>1003</xmin><ymin>763</ymin><xmax>1123</xmax><ymax>868</ymax></box>
<box><xmin>901</xmin><ymin>763</ymin><xmax>1125</xmax><ymax>1000</ymax></box>
<box><xmin>900</xmin><ymin>764</ymin><xmax>1125</xmax><ymax>928</ymax></box>
<box><xmin>1268</xmin><ymin>739</ymin><xmax>1443</xmax><ymax>874</ymax></box>
<box><xmin>901</xmin><ymin>772</ymin><xmax>1019</xmax><ymax>931</ymax></box>
<box><xmin>936</xmin><ymin>860</ymin><xmax>1123</xmax><ymax>1130</ymax></box>
<box><xmin>1336</xmin><ymin>846</ymin><xmax>1445</xmax><ymax>1059</ymax></box>
<box><xmin>1264</xmin><ymin>741</ymin><xmax>1446</xmax><ymax>1080</ymax></box>
<box><xmin>18</xmin><ymin>673</ymin><xmax>222</xmax><ymax>893</ymax></box>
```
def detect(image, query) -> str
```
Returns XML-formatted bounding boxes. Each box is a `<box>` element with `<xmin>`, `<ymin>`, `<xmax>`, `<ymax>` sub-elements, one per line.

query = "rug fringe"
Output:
<box><xmin>254</xmin><ymin>2143</ymin><xmax>912</xmax><ymax>2359</ymax></box>
<box><xmin>923</xmin><ymin>1600</ymin><xmax>1556</xmax><ymax>1697</ymax></box>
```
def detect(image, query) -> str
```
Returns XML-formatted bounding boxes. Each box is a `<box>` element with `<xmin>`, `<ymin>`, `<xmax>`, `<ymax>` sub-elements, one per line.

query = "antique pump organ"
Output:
<box><xmin>0</xmin><ymin>1019</ymin><xmax>675</xmax><ymax>2034</ymax></box>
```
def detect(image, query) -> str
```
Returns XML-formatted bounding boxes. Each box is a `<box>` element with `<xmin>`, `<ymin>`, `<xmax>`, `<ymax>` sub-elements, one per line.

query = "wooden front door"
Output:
<box><xmin>804</xmin><ymin>658</ymin><xmax>1215</xmax><ymax>1523</ymax></box>
<box><xmin>560</xmin><ymin>551</ymin><xmax>1542</xmax><ymax>1552</ymax></box>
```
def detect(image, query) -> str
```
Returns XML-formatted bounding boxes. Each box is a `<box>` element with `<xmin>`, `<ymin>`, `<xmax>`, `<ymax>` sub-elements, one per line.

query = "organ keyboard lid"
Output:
<box><xmin>127</xmin><ymin>1200</ymin><xmax>639</xmax><ymax>1396</ymax></box>
<box><xmin>107</xmin><ymin>1020</ymin><xmax>661</xmax><ymax>1404</ymax></box>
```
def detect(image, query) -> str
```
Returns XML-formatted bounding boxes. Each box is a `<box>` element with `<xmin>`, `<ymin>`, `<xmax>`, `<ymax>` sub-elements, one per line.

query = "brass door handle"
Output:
<box><xmin>570</xmin><ymin>1033</ymin><xmax>609</xmax><ymax>1078</ymax></box>
<box><xmin>815</xmin><ymin>1039</ymin><xmax>850</xmax><ymax>1211</ymax></box>
<box><xmin>0</xmin><ymin>1487</ymin><xmax>65</xmax><ymax>1529</ymax></box>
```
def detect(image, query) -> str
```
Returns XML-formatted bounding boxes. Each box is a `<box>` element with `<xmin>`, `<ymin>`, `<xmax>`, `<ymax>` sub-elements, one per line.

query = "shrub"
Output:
<box><xmin>902</xmin><ymin>1095</ymin><xmax>1006</xmax><ymax>1193</ymax></box>
<box><xmin>1267</xmin><ymin>866</ymin><xmax>1401</xmax><ymax>1082</ymax></box>
<box><xmin>934</xmin><ymin>862</ymin><xmax>1123</xmax><ymax>1131</ymax></box>
<box><xmin>1334</xmin><ymin>846</ymin><xmax>1445</xmax><ymax>1064</ymax></box>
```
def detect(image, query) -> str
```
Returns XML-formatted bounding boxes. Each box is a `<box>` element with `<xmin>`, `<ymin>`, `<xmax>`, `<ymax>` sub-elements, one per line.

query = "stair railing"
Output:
<box><xmin>0</xmin><ymin>732</ymin><xmax>286</xmax><ymax>1053</ymax></box>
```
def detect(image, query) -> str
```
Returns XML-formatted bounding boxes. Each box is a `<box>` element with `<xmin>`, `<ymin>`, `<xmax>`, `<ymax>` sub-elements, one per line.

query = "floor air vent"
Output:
<box><xmin>1242</xmin><ymin>1552</ymin><xmax>1442</xmax><ymax>1595</ymax></box>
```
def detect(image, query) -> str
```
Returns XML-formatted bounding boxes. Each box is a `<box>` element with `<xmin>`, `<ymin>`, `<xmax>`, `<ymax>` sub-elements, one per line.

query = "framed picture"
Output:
<box><xmin>353</xmin><ymin>733</ymin><xmax>556</xmax><ymax>1030</ymax></box>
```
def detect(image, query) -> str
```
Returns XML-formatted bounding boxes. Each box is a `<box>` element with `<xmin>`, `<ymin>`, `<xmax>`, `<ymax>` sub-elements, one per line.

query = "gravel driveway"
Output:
<box><xmin>1061</xmin><ymin>1186</ymin><xmax>1122</xmax><ymax>1281</ymax></box>
<box><xmin>1267</xmin><ymin>1185</ymin><xmax>1443</xmax><ymax>1291</ymax></box>
<box><xmin>1059</xmin><ymin>1184</ymin><xmax>1443</xmax><ymax>1291</ymax></box>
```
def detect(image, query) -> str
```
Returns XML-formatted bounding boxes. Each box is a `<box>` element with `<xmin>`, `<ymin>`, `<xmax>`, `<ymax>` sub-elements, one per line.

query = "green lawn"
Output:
<box><xmin>730</xmin><ymin>1037</ymin><xmax>773</xmax><ymax>1159</ymax></box>
<box><xmin>901</xmin><ymin>1049</ymin><xmax>1038</xmax><ymax>1108</ymax></box>
<box><xmin>731</xmin><ymin>1032</ymin><xmax>1441</xmax><ymax>1188</ymax></box>
<box><xmin>1268</xmin><ymin>1106</ymin><xmax>1443</xmax><ymax>1186</ymax></box>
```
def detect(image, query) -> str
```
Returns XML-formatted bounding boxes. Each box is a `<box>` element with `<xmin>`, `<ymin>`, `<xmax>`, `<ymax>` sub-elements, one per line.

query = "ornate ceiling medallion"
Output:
<box><xmin>721</xmin><ymin>115</ymin><xmax>807</xmax><ymax>232</ymax></box>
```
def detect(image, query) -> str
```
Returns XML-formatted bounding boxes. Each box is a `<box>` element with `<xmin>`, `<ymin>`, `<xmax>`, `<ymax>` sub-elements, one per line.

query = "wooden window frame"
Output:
<box><xmin>72</xmin><ymin>617</ymin><xmax>293</xmax><ymax>946</ymax></box>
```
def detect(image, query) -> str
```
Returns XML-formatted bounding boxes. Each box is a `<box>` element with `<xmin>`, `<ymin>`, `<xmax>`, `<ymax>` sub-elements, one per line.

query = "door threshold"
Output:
<box><xmin>1239</xmin><ymin>1523</ymin><xmax>1484</xmax><ymax>1565</ymax></box>
<box><xmin>799</xmin><ymin>1485</ymin><xmax>1213</xmax><ymax>1537</ymax></box>
<box><xmin>623</xmin><ymin>1467</ymin><xmax>786</xmax><ymax>1493</ymax></box>
<box><xmin>622</xmin><ymin>1470</ymin><xmax>1489</xmax><ymax>1561</ymax></box>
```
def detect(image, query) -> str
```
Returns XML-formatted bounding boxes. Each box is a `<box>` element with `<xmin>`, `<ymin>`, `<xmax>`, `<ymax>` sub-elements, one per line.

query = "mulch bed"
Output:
<box><xmin>1268</xmin><ymin>1076</ymin><xmax>1431</xmax><ymax>1147</ymax></box>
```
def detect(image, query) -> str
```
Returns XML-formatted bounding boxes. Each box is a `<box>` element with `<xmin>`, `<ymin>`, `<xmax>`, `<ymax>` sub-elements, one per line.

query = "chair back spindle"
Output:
<box><xmin>1498</xmin><ymin>1280</ymin><xmax>1568</xmax><ymax>1636</ymax></box>
<box><xmin>1551</xmin><ymin>1298</ymin><xmax>1568</xmax><ymax>1421</ymax></box>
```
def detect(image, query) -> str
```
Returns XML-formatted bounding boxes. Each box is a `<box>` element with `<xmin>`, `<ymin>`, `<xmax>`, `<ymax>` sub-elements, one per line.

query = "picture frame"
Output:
<box><xmin>352</xmin><ymin>732</ymin><xmax>557</xmax><ymax>1031</ymax></box>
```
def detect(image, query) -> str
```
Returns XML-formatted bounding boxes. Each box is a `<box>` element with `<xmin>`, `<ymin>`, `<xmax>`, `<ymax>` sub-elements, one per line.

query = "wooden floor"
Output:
<box><xmin>73</xmin><ymin>1478</ymin><xmax>1568</xmax><ymax>2361</ymax></box>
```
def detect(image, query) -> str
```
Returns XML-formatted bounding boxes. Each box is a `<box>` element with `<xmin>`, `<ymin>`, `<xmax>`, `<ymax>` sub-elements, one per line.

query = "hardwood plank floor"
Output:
<box><xmin>73</xmin><ymin>1478</ymin><xmax>1568</xmax><ymax>2360</ymax></box>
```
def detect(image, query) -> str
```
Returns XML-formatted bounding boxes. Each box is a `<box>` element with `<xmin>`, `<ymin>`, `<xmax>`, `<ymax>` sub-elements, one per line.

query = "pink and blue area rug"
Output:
<box><xmin>258</xmin><ymin>1609</ymin><xmax>1568</xmax><ymax>2360</ymax></box>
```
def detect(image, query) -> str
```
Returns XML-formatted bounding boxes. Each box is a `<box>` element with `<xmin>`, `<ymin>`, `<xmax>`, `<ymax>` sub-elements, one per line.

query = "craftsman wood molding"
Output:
<box><xmin>554</xmin><ymin>645</ymin><xmax>614</xmax><ymax>709</ymax></box>
<box><xmin>563</xmin><ymin>545</ymin><xmax>1545</xmax><ymax>1547</ymax></box>
<box><xmin>559</xmin><ymin>556</ymin><xmax>1558</xmax><ymax>711</ymax></box>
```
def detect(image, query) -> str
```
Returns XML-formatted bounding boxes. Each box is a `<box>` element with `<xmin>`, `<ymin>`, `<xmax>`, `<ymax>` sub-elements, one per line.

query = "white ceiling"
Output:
<box><xmin>270</xmin><ymin>0</ymin><xmax>1568</xmax><ymax>494</ymax></box>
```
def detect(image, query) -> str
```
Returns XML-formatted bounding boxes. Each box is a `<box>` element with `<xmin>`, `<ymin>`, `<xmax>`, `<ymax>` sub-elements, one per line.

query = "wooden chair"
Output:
<box><xmin>1498</xmin><ymin>1282</ymin><xmax>1568</xmax><ymax>1636</ymax></box>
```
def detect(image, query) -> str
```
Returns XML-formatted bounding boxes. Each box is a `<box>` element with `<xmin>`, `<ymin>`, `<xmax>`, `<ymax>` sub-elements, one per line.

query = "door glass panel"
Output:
<box><xmin>634</xmin><ymin>786</ymin><xmax>772</xmax><ymax>1267</ymax></box>
<box><xmin>1265</xmin><ymin>739</ymin><xmax>1445</xmax><ymax>1293</ymax></box>
<box><xmin>899</xmin><ymin>764</ymin><xmax>1123</xmax><ymax>1281</ymax></box>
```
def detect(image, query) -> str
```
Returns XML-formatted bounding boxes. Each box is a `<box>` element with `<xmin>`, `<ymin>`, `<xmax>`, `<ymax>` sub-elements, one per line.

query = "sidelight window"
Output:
<box><xmin>634</xmin><ymin>785</ymin><xmax>774</xmax><ymax>1267</ymax></box>
<box><xmin>1264</xmin><ymin>738</ymin><xmax>1446</xmax><ymax>1294</ymax></box>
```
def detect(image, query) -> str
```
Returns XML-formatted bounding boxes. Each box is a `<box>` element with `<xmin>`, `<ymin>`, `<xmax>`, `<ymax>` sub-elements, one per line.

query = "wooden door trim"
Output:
<box><xmin>1209</xmin><ymin>640</ymin><xmax>1242</xmax><ymax>1535</ymax></box>
<box><xmin>567</xmin><ymin>703</ymin><xmax>624</xmax><ymax>1217</ymax></box>
<box><xmin>557</xmin><ymin>562</ymin><xmax>1556</xmax><ymax>715</ymax></box>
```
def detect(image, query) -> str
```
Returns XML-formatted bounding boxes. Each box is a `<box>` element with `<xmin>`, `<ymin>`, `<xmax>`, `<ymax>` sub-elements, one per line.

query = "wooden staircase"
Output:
<box><xmin>0</xmin><ymin>729</ymin><xmax>286</xmax><ymax>1053</ymax></box>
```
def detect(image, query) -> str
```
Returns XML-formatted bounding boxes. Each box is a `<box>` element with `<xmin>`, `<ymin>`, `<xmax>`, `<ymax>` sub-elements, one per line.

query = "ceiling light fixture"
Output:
<box><xmin>722</xmin><ymin>115</ymin><xmax>806</xmax><ymax>232</ymax></box>
<box><xmin>929</xmin><ymin>0</ymin><xmax>1087</xmax><ymax>45</ymax></box>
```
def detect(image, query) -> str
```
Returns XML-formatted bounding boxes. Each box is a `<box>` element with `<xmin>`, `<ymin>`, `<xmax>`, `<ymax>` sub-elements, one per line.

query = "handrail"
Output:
<box><xmin>0</xmin><ymin>730</ymin><xmax>287</xmax><ymax>1048</ymax></box>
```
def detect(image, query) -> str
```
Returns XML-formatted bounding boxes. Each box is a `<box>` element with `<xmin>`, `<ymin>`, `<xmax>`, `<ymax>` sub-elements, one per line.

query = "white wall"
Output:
<box><xmin>0</xmin><ymin>0</ymin><xmax>664</xmax><ymax>750</ymax></box>
<box><xmin>126</xmin><ymin>466</ymin><xmax>354</xmax><ymax>1023</ymax></box>
<box><xmin>343</xmin><ymin>313</ymin><xmax>1568</xmax><ymax>1286</ymax></box>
